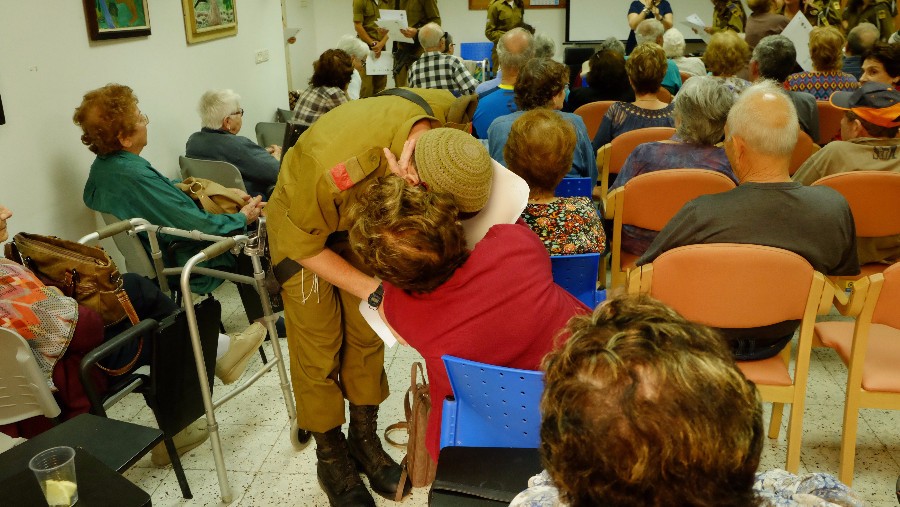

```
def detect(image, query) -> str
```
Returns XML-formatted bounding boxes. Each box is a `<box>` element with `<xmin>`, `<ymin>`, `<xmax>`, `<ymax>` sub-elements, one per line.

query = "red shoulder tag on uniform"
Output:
<box><xmin>330</xmin><ymin>163</ymin><xmax>355</xmax><ymax>191</ymax></box>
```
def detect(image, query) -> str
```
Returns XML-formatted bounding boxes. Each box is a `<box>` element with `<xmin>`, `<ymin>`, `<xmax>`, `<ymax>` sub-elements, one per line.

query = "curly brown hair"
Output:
<box><xmin>349</xmin><ymin>176</ymin><xmax>471</xmax><ymax>294</ymax></box>
<box><xmin>310</xmin><ymin>49</ymin><xmax>354</xmax><ymax>89</ymax></box>
<box><xmin>514</xmin><ymin>58</ymin><xmax>570</xmax><ymax>110</ymax></box>
<box><xmin>626</xmin><ymin>43</ymin><xmax>668</xmax><ymax>95</ymax></box>
<box><xmin>72</xmin><ymin>83</ymin><xmax>141</xmax><ymax>155</ymax></box>
<box><xmin>504</xmin><ymin>109</ymin><xmax>576</xmax><ymax>196</ymax></box>
<box><xmin>540</xmin><ymin>294</ymin><xmax>764</xmax><ymax>507</ymax></box>
<box><xmin>704</xmin><ymin>31</ymin><xmax>751</xmax><ymax>77</ymax></box>
<box><xmin>809</xmin><ymin>26</ymin><xmax>845</xmax><ymax>72</ymax></box>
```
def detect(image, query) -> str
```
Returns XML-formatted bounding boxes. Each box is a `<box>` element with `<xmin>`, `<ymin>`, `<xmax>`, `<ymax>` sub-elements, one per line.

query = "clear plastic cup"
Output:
<box><xmin>28</xmin><ymin>446</ymin><xmax>78</xmax><ymax>506</ymax></box>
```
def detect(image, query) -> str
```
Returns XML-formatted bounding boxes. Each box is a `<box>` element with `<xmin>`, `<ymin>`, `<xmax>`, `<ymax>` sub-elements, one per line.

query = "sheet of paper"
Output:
<box><xmin>781</xmin><ymin>13</ymin><xmax>814</xmax><ymax>71</ymax></box>
<box><xmin>461</xmin><ymin>160</ymin><xmax>529</xmax><ymax>248</ymax></box>
<box><xmin>365</xmin><ymin>50</ymin><xmax>394</xmax><ymax>76</ymax></box>
<box><xmin>376</xmin><ymin>9</ymin><xmax>414</xmax><ymax>43</ymax></box>
<box><xmin>359</xmin><ymin>302</ymin><xmax>398</xmax><ymax>347</ymax></box>
<box><xmin>682</xmin><ymin>14</ymin><xmax>710</xmax><ymax>43</ymax></box>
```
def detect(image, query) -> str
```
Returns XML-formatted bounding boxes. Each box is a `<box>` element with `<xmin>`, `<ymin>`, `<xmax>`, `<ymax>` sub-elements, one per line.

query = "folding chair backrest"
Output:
<box><xmin>618</xmin><ymin>169</ymin><xmax>736</xmax><ymax>232</ymax></box>
<box><xmin>255</xmin><ymin>121</ymin><xmax>287</xmax><ymax>148</ymax></box>
<box><xmin>599</xmin><ymin>126</ymin><xmax>676</xmax><ymax>203</ymax></box>
<box><xmin>99</xmin><ymin>213</ymin><xmax>156</xmax><ymax>279</ymax></box>
<box><xmin>640</xmin><ymin>243</ymin><xmax>817</xmax><ymax>329</ymax></box>
<box><xmin>817</xmin><ymin>100</ymin><xmax>844</xmax><ymax>144</ymax></box>
<box><xmin>554</xmin><ymin>177</ymin><xmax>593</xmax><ymax>198</ymax></box>
<box><xmin>871</xmin><ymin>263</ymin><xmax>900</xmax><ymax>329</ymax></box>
<box><xmin>459</xmin><ymin>42</ymin><xmax>494</xmax><ymax>75</ymax></box>
<box><xmin>150</xmin><ymin>297</ymin><xmax>221</xmax><ymax>436</ymax></box>
<box><xmin>812</xmin><ymin>171</ymin><xmax>900</xmax><ymax>237</ymax></box>
<box><xmin>178</xmin><ymin>156</ymin><xmax>247</xmax><ymax>193</ymax></box>
<box><xmin>789</xmin><ymin>129</ymin><xmax>819</xmax><ymax>176</ymax></box>
<box><xmin>276</xmin><ymin>108</ymin><xmax>295</xmax><ymax>123</ymax></box>
<box><xmin>550</xmin><ymin>253</ymin><xmax>602</xmax><ymax>307</ymax></box>
<box><xmin>440</xmin><ymin>356</ymin><xmax>544</xmax><ymax>449</ymax></box>
<box><xmin>0</xmin><ymin>328</ymin><xmax>62</xmax><ymax>424</ymax></box>
<box><xmin>573</xmin><ymin>100</ymin><xmax>615</xmax><ymax>139</ymax></box>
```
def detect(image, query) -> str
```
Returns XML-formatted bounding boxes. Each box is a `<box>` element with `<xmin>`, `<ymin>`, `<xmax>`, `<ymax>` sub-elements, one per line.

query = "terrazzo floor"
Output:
<box><xmin>110</xmin><ymin>283</ymin><xmax>900</xmax><ymax>506</ymax></box>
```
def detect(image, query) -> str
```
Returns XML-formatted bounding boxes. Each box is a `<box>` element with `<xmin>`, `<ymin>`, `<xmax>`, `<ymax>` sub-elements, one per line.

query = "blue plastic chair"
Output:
<box><xmin>550</xmin><ymin>253</ymin><xmax>607</xmax><ymax>308</ymax></box>
<box><xmin>459</xmin><ymin>42</ymin><xmax>494</xmax><ymax>77</ymax></box>
<box><xmin>439</xmin><ymin>356</ymin><xmax>544</xmax><ymax>450</ymax></box>
<box><xmin>554</xmin><ymin>177</ymin><xmax>593</xmax><ymax>197</ymax></box>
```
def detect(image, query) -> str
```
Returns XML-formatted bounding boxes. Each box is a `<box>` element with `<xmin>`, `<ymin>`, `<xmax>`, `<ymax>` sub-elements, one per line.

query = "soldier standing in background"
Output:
<box><xmin>392</xmin><ymin>0</ymin><xmax>441</xmax><ymax>87</ymax></box>
<box><xmin>485</xmin><ymin>0</ymin><xmax>525</xmax><ymax>73</ymax></box>
<box><xmin>353</xmin><ymin>0</ymin><xmax>390</xmax><ymax>98</ymax></box>
<box><xmin>844</xmin><ymin>0</ymin><xmax>896</xmax><ymax>40</ymax></box>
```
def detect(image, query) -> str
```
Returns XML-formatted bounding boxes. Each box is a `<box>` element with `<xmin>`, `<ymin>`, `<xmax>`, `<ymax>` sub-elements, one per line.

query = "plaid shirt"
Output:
<box><xmin>408</xmin><ymin>51</ymin><xmax>478</xmax><ymax>95</ymax></box>
<box><xmin>291</xmin><ymin>86</ymin><xmax>348</xmax><ymax>127</ymax></box>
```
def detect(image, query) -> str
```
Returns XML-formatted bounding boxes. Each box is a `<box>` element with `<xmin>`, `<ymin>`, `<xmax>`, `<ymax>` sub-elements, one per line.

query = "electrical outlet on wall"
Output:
<box><xmin>255</xmin><ymin>49</ymin><xmax>270</xmax><ymax>64</ymax></box>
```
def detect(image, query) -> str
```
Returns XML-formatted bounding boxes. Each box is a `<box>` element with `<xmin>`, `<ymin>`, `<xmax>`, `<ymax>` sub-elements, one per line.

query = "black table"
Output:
<box><xmin>429</xmin><ymin>447</ymin><xmax>543</xmax><ymax>506</ymax></box>
<box><xmin>0</xmin><ymin>447</ymin><xmax>151</xmax><ymax>506</ymax></box>
<box><xmin>0</xmin><ymin>414</ymin><xmax>162</xmax><ymax>484</ymax></box>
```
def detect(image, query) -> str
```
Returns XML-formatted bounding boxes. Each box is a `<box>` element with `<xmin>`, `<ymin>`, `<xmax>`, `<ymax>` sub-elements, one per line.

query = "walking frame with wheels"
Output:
<box><xmin>78</xmin><ymin>217</ymin><xmax>297</xmax><ymax>504</ymax></box>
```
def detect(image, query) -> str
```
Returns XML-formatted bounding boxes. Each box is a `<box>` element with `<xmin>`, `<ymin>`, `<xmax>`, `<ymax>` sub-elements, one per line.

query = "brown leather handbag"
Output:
<box><xmin>385</xmin><ymin>362</ymin><xmax>437</xmax><ymax>496</ymax></box>
<box><xmin>4</xmin><ymin>233</ymin><xmax>139</xmax><ymax>330</ymax></box>
<box><xmin>175</xmin><ymin>177</ymin><xmax>245</xmax><ymax>214</ymax></box>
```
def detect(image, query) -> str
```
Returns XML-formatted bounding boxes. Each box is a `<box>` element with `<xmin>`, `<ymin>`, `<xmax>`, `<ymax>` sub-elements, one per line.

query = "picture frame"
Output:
<box><xmin>182</xmin><ymin>0</ymin><xmax>238</xmax><ymax>44</ymax></box>
<box><xmin>83</xmin><ymin>0</ymin><xmax>151</xmax><ymax>41</ymax></box>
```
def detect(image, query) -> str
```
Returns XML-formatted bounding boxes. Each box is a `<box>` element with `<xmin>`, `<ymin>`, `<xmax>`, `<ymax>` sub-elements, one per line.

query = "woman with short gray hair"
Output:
<box><xmin>186</xmin><ymin>89</ymin><xmax>281</xmax><ymax>197</ymax></box>
<box><xmin>610</xmin><ymin>76</ymin><xmax>738</xmax><ymax>256</ymax></box>
<box><xmin>336</xmin><ymin>34</ymin><xmax>369</xmax><ymax>100</ymax></box>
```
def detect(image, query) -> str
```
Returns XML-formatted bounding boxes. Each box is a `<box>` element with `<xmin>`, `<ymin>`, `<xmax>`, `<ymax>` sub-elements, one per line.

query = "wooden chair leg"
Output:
<box><xmin>838</xmin><ymin>388</ymin><xmax>861</xmax><ymax>486</ymax></box>
<box><xmin>768</xmin><ymin>402</ymin><xmax>784</xmax><ymax>439</ymax></box>
<box><xmin>784</xmin><ymin>400</ymin><xmax>805</xmax><ymax>473</ymax></box>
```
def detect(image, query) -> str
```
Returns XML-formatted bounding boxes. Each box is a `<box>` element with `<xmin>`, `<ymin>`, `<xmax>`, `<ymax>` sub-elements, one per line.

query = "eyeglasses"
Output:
<box><xmin>230</xmin><ymin>109</ymin><xmax>244</xmax><ymax>117</ymax></box>
<box><xmin>139</xmin><ymin>113</ymin><xmax>149</xmax><ymax>125</ymax></box>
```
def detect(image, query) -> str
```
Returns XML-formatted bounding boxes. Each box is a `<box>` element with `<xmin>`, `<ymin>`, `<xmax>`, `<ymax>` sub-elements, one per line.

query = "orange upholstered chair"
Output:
<box><xmin>789</xmin><ymin>129</ymin><xmax>820</xmax><ymax>176</ymax></box>
<box><xmin>573</xmin><ymin>100</ymin><xmax>615</xmax><ymax>140</ymax></box>
<box><xmin>605</xmin><ymin>169</ymin><xmax>736</xmax><ymax>289</ymax></box>
<box><xmin>814</xmin><ymin>263</ymin><xmax>900</xmax><ymax>485</ymax></box>
<box><xmin>627</xmin><ymin>243</ymin><xmax>833</xmax><ymax>472</ymax></box>
<box><xmin>817</xmin><ymin>100</ymin><xmax>844</xmax><ymax>144</ymax></box>
<box><xmin>595</xmin><ymin>126</ymin><xmax>676</xmax><ymax>203</ymax></box>
<box><xmin>812</xmin><ymin>171</ymin><xmax>900</xmax><ymax>284</ymax></box>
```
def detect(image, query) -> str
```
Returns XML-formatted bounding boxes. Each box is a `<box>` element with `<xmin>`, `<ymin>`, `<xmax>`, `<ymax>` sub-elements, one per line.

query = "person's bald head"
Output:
<box><xmin>498</xmin><ymin>28</ymin><xmax>535</xmax><ymax>72</ymax></box>
<box><xmin>725</xmin><ymin>80</ymin><xmax>798</xmax><ymax>180</ymax></box>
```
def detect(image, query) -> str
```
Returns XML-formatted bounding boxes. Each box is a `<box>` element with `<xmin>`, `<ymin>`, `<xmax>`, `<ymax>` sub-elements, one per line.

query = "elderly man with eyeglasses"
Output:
<box><xmin>407</xmin><ymin>23</ymin><xmax>479</xmax><ymax>96</ymax></box>
<box><xmin>186</xmin><ymin>89</ymin><xmax>281</xmax><ymax>198</ymax></box>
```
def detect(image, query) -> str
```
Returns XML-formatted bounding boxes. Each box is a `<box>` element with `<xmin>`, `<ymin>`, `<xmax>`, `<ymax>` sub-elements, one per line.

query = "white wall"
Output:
<box><xmin>1</xmin><ymin>0</ymin><xmax>566</xmax><ymax>252</ymax></box>
<box><xmin>0</xmin><ymin>0</ymin><xmax>288</xmax><ymax>246</ymax></box>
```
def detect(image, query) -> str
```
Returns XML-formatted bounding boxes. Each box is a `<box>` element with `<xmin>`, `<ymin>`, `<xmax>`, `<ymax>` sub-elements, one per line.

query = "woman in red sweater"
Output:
<box><xmin>350</xmin><ymin>176</ymin><xmax>589</xmax><ymax>462</ymax></box>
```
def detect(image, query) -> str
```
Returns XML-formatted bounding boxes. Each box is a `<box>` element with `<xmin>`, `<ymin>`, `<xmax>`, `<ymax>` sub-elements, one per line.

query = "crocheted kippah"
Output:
<box><xmin>415</xmin><ymin>128</ymin><xmax>492</xmax><ymax>213</ymax></box>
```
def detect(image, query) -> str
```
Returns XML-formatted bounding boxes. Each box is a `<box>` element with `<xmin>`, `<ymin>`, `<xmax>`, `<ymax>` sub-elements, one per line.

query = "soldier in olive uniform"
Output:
<box><xmin>779</xmin><ymin>0</ymin><xmax>843</xmax><ymax>26</ymax></box>
<box><xmin>353</xmin><ymin>0</ymin><xmax>390</xmax><ymax>98</ymax></box>
<box><xmin>707</xmin><ymin>0</ymin><xmax>748</xmax><ymax>33</ymax></box>
<box><xmin>806</xmin><ymin>0</ymin><xmax>843</xmax><ymax>26</ymax></box>
<box><xmin>392</xmin><ymin>0</ymin><xmax>441</xmax><ymax>87</ymax></box>
<box><xmin>844</xmin><ymin>0</ymin><xmax>896</xmax><ymax>41</ymax></box>
<box><xmin>485</xmin><ymin>0</ymin><xmax>525</xmax><ymax>73</ymax></box>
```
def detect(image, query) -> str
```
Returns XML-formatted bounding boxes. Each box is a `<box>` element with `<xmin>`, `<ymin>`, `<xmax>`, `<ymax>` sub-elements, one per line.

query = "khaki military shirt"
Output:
<box><xmin>780</xmin><ymin>1</ymin><xmax>843</xmax><ymax>26</ymax></box>
<box><xmin>353</xmin><ymin>0</ymin><xmax>383</xmax><ymax>40</ymax></box>
<box><xmin>268</xmin><ymin>89</ymin><xmax>458</xmax><ymax>262</ymax></box>
<box><xmin>844</xmin><ymin>0</ymin><xmax>896</xmax><ymax>40</ymax></box>
<box><xmin>485</xmin><ymin>0</ymin><xmax>524</xmax><ymax>43</ymax></box>
<box><xmin>712</xmin><ymin>0</ymin><xmax>747</xmax><ymax>33</ymax></box>
<box><xmin>395</xmin><ymin>0</ymin><xmax>440</xmax><ymax>29</ymax></box>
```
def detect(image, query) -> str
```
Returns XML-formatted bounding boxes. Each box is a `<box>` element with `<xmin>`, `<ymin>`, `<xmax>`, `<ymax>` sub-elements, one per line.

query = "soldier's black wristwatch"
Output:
<box><xmin>367</xmin><ymin>283</ymin><xmax>384</xmax><ymax>310</ymax></box>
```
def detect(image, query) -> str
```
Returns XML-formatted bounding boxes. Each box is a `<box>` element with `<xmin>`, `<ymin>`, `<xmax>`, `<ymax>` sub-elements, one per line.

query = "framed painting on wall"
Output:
<box><xmin>83</xmin><ymin>0</ymin><xmax>151</xmax><ymax>40</ymax></box>
<box><xmin>182</xmin><ymin>0</ymin><xmax>238</xmax><ymax>44</ymax></box>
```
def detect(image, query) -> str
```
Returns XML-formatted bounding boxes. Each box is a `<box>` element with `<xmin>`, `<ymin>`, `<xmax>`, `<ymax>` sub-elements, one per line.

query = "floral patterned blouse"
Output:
<box><xmin>521</xmin><ymin>197</ymin><xmax>606</xmax><ymax>256</ymax></box>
